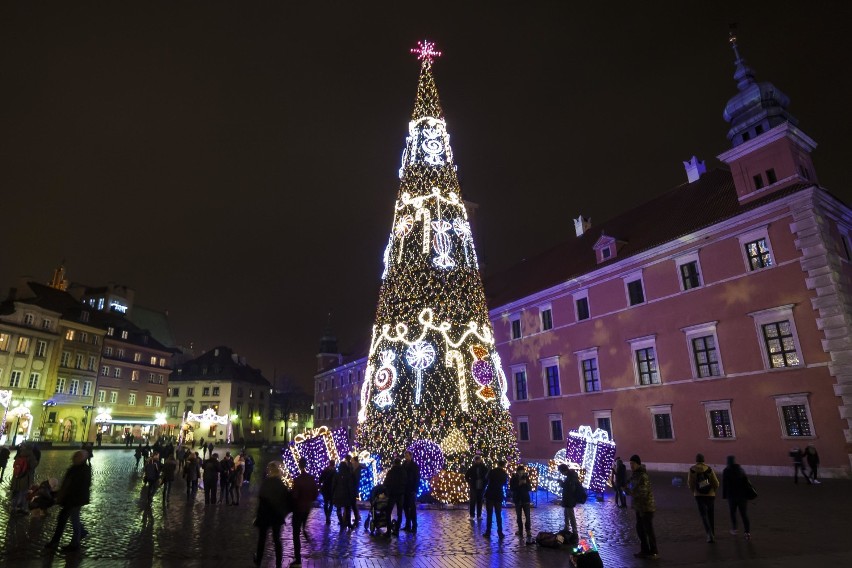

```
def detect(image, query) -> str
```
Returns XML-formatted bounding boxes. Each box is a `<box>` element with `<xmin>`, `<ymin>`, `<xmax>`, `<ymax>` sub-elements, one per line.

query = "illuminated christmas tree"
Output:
<box><xmin>355</xmin><ymin>41</ymin><xmax>519</xmax><ymax>502</ymax></box>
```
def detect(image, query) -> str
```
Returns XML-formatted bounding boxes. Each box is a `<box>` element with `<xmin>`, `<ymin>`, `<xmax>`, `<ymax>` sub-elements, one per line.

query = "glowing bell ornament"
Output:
<box><xmin>470</xmin><ymin>344</ymin><xmax>496</xmax><ymax>402</ymax></box>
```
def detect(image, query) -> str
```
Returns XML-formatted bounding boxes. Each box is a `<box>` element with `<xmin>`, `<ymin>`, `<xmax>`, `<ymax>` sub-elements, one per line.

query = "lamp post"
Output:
<box><xmin>81</xmin><ymin>405</ymin><xmax>94</xmax><ymax>443</ymax></box>
<box><xmin>40</xmin><ymin>400</ymin><xmax>57</xmax><ymax>441</ymax></box>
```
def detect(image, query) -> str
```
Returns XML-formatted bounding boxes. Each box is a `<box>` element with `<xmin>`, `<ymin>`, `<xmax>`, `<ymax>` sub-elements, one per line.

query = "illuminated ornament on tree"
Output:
<box><xmin>431</xmin><ymin>219</ymin><xmax>455</xmax><ymax>269</ymax></box>
<box><xmin>430</xmin><ymin>470</ymin><xmax>468</xmax><ymax>504</ymax></box>
<box><xmin>444</xmin><ymin>350</ymin><xmax>469</xmax><ymax>411</ymax></box>
<box><xmin>566</xmin><ymin>425</ymin><xmax>617</xmax><ymax>495</ymax></box>
<box><xmin>373</xmin><ymin>350</ymin><xmax>398</xmax><ymax>409</ymax></box>
<box><xmin>407</xmin><ymin>439</ymin><xmax>445</xmax><ymax>482</ymax></box>
<box><xmin>440</xmin><ymin>428</ymin><xmax>469</xmax><ymax>455</ymax></box>
<box><xmin>394</xmin><ymin>214</ymin><xmax>414</xmax><ymax>261</ymax></box>
<box><xmin>411</xmin><ymin>39</ymin><xmax>442</xmax><ymax>63</ymax></box>
<box><xmin>415</xmin><ymin>208</ymin><xmax>431</xmax><ymax>253</ymax></box>
<box><xmin>381</xmin><ymin>235</ymin><xmax>393</xmax><ymax>279</ymax></box>
<box><xmin>470</xmin><ymin>344</ymin><xmax>496</xmax><ymax>402</ymax></box>
<box><xmin>491</xmin><ymin>350</ymin><xmax>511</xmax><ymax>410</ymax></box>
<box><xmin>452</xmin><ymin>218</ymin><xmax>478</xmax><ymax>268</ymax></box>
<box><xmin>405</xmin><ymin>340</ymin><xmax>436</xmax><ymax>405</ymax></box>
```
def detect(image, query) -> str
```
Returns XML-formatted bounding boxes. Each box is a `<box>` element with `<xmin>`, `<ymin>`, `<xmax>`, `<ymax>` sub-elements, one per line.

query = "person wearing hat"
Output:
<box><xmin>557</xmin><ymin>463</ymin><xmax>581</xmax><ymax>538</ymax></box>
<box><xmin>626</xmin><ymin>455</ymin><xmax>658</xmax><ymax>560</ymax></box>
<box><xmin>482</xmin><ymin>459</ymin><xmax>508</xmax><ymax>540</ymax></box>
<box><xmin>687</xmin><ymin>453</ymin><xmax>720</xmax><ymax>543</ymax></box>
<box><xmin>465</xmin><ymin>454</ymin><xmax>489</xmax><ymax>520</ymax></box>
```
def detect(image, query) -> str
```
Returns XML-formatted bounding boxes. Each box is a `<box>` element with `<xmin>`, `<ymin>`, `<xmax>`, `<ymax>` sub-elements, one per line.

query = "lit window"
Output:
<box><xmin>107</xmin><ymin>327</ymin><xmax>114</xmax><ymax>336</ymax></box>
<box><xmin>131</xmin><ymin>370</ymin><xmax>139</xmax><ymax>381</ymax></box>
<box><xmin>703</xmin><ymin>400</ymin><xmax>735</xmax><ymax>439</ymax></box>
<box><xmin>750</xmin><ymin>305</ymin><xmax>803</xmax><ymax>369</ymax></box>
<box><xmin>150</xmin><ymin>356</ymin><xmax>157</xmax><ymax>365</ymax></box>
<box><xmin>121</xmin><ymin>331</ymin><xmax>128</xmax><ymax>339</ymax></box>
<box><xmin>0</xmin><ymin>333</ymin><xmax>9</xmax><ymax>351</ymax></box>
<box><xmin>134</xmin><ymin>352</ymin><xmax>141</xmax><ymax>362</ymax></box>
<box><xmin>774</xmin><ymin>393</ymin><xmax>815</xmax><ymax>438</ymax></box>
<box><xmin>65</xmin><ymin>329</ymin><xmax>75</xmax><ymax>341</ymax></box>
<box><xmin>16</xmin><ymin>337</ymin><xmax>30</xmax><ymax>354</ymax></box>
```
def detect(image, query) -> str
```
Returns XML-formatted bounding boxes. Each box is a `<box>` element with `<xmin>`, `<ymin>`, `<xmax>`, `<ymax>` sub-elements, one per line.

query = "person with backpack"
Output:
<box><xmin>465</xmin><ymin>454</ymin><xmax>488</xmax><ymax>520</ymax></box>
<box><xmin>482</xmin><ymin>459</ymin><xmax>508</xmax><ymax>540</ymax></box>
<box><xmin>509</xmin><ymin>464</ymin><xmax>533</xmax><ymax>544</ymax></box>
<box><xmin>253</xmin><ymin>461</ymin><xmax>291</xmax><ymax>568</ymax></box>
<box><xmin>11</xmin><ymin>444</ymin><xmax>39</xmax><ymax>515</ymax></box>
<box><xmin>687</xmin><ymin>453</ymin><xmax>720</xmax><ymax>543</ymax></box>
<box><xmin>722</xmin><ymin>455</ymin><xmax>752</xmax><ymax>540</ymax></box>
<box><xmin>626</xmin><ymin>454</ymin><xmax>659</xmax><ymax>560</ymax></box>
<box><xmin>557</xmin><ymin>463</ymin><xmax>582</xmax><ymax>538</ymax></box>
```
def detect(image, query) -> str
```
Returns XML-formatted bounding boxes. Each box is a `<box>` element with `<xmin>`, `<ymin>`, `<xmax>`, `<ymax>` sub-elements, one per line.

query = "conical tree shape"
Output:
<box><xmin>355</xmin><ymin>46</ymin><xmax>519</xmax><ymax>502</ymax></box>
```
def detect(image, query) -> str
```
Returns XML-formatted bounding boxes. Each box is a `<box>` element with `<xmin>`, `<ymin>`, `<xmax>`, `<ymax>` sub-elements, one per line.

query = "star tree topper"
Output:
<box><xmin>411</xmin><ymin>39</ymin><xmax>442</xmax><ymax>64</ymax></box>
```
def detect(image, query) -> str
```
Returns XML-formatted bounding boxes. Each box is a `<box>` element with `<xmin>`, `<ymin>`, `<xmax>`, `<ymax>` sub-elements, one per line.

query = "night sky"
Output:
<box><xmin>2</xmin><ymin>2</ymin><xmax>851</xmax><ymax>389</ymax></box>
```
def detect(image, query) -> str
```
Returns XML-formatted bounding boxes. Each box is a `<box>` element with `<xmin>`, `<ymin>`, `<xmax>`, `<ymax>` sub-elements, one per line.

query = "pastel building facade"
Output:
<box><xmin>486</xmin><ymin>40</ymin><xmax>852</xmax><ymax>476</ymax></box>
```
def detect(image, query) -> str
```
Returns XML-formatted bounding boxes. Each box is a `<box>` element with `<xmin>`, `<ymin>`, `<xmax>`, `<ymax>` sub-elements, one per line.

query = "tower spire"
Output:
<box><xmin>728</xmin><ymin>25</ymin><xmax>756</xmax><ymax>91</ymax></box>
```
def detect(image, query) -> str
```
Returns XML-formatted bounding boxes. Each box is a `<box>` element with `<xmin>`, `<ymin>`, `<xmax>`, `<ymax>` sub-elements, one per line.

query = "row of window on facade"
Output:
<box><xmin>103</xmin><ymin>345</ymin><xmax>167</xmax><ymax>367</ymax></box>
<box><xmin>98</xmin><ymin>365</ymin><xmax>165</xmax><ymax>384</ymax></box>
<box><xmin>316</xmin><ymin>369</ymin><xmax>364</xmax><ymax>394</ymax></box>
<box><xmin>0</xmin><ymin>334</ymin><xmax>52</xmax><ymax>356</ymax></box>
<box><xmin>509</xmin><ymin>231</ymin><xmax>779</xmax><ymax>342</ymax></box>
<box><xmin>517</xmin><ymin>394</ymin><xmax>815</xmax><ymax>445</ymax></box>
<box><xmin>95</xmin><ymin>388</ymin><xmax>161</xmax><ymax>407</ymax></box>
<box><xmin>511</xmin><ymin>305</ymin><xmax>802</xmax><ymax>400</ymax></box>
<box><xmin>0</xmin><ymin>333</ymin><xmax>166</xmax><ymax>366</ymax></box>
<box><xmin>166</xmin><ymin>386</ymin><xmax>263</xmax><ymax>399</ymax></box>
<box><xmin>316</xmin><ymin>398</ymin><xmax>356</xmax><ymax>421</ymax></box>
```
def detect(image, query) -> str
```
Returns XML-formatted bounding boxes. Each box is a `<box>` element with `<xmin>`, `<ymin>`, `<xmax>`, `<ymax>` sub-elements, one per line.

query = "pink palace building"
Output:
<box><xmin>486</xmin><ymin>39</ymin><xmax>852</xmax><ymax>477</ymax></box>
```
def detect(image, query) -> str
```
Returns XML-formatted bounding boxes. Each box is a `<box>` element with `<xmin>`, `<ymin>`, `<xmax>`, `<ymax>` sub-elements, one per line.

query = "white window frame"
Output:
<box><xmin>109</xmin><ymin>391</ymin><xmax>118</xmax><ymax>404</ymax></box>
<box><xmin>510</xmin><ymin>364</ymin><xmax>528</xmax><ymax>401</ymax></box>
<box><xmin>517</xmin><ymin>415</ymin><xmax>530</xmax><ymax>442</ymax></box>
<box><xmin>575</xmin><ymin>347</ymin><xmax>601</xmax><ymax>393</ymax></box>
<box><xmin>56</xmin><ymin>377</ymin><xmax>66</xmax><ymax>394</ymax></box>
<box><xmin>749</xmin><ymin>304</ymin><xmax>804</xmax><ymax>370</ymax></box>
<box><xmin>104</xmin><ymin>346</ymin><xmax>113</xmax><ymax>356</ymax></box>
<box><xmin>675</xmin><ymin>251</ymin><xmax>704</xmax><ymax>291</ymax></box>
<box><xmin>98</xmin><ymin>390</ymin><xmax>107</xmax><ymax>404</ymax></box>
<box><xmin>539</xmin><ymin>303</ymin><xmax>553</xmax><ymax>332</ymax></box>
<box><xmin>83</xmin><ymin>381</ymin><xmax>92</xmax><ymax>397</ymax></box>
<box><xmin>129</xmin><ymin>392</ymin><xmax>137</xmax><ymax>406</ymax></box>
<box><xmin>540</xmin><ymin>355</ymin><xmax>561</xmax><ymax>397</ymax></box>
<box><xmin>510</xmin><ymin>314</ymin><xmax>522</xmax><ymax>340</ymax></box>
<box><xmin>593</xmin><ymin>409</ymin><xmax>613</xmax><ymax>440</ymax></box>
<box><xmin>737</xmin><ymin>226</ymin><xmax>774</xmax><ymax>272</ymax></box>
<box><xmin>548</xmin><ymin>413</ymin><xmax>564</xmax><ymax>442</ymax></box>
<box><xmin>623</xmin><ymin>270</ymin><xmax>646</xmax><ymax>307</ymax></box>
<box><xmin>628</xmin><ymin>335</ymin><xmax>661</xmax><ymax>386</ymax></box>
<box><xmin>114</xmin><ymin>368</ymin><xmax>121</xmax><ymax>378</ymax></box>
<box><xmin>69</xmin><ymin>379</ymin><xmax>79</xmax><ymax>395</ymax></box>
<box><xmin>649</xmin><ymin>404</ymin><xmax>675</xmax><ymax>441</ymax></box>
<box><xmin>682</xmin><ymin>321</ymin><xmax>724</xmax><ymax>379</ymax></box>
<box><xmin>574</xmin><ymin>289</ymin><xmax>590</xmax><ymax>321</ymax></box>
<box><xmin>10</xmin><ymin>370</ymin><xmax>22</xmax><ymax>387</ymax></box>
<box><xmin>145</xmin><ymin>394</ymin><xmax>153</xmax><ymax>407</ymax></box>
<box><xmin>702</xmin><ymin>399</ymin><xmax>736</xmax><ymax>440</ymax></box>
<box><xmin>28</xmin><ymin>372</ymin><xmax>40</xmax><ymax>389</ymax></box>
<box><xmin>36</xmin><ymin>340</ymin><xmax>47</xmax><ymax>358</ymax></box>
<box><xmin>773</xmin><ymin>393</ymin><xmax>817</xmax><ymax>439</ymax></box>
<box><xmin>155</xmin><ymin>395</ymin><xmax>162</xmax><ymax>407</ymax></box>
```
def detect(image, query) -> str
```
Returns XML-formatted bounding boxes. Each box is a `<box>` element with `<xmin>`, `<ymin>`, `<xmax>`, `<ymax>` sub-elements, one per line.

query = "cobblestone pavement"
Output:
<box><xmin>1</xmin><ymin>448</ymin><xmax>850</xmax><ymax>567</ymax></box>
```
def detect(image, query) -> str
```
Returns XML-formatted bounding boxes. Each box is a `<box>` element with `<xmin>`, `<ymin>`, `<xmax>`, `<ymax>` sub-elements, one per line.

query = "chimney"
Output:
<box><xmin>574</xmin><ymin>215</ymin><xmax>592</xmax><ymax>237</ymax></box>
<box><xmin>683</xmin><ymin>156</ymin><xmax>707</xmax><ymax>183</ymax></box>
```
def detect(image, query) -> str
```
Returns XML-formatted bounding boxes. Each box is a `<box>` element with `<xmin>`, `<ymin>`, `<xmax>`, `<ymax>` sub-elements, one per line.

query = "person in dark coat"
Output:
<box><xmin>184</xmin><ymin>452</ymin><xmax>200</xmax><ymax>497</ymax></box>
<box><xmin>203</xmin><ymin>453</ymin><xmax>221</xmax><ymax>505</ymax></box>
<box><xmin>332</xmin><ymin>460</ymin><xmax>354</xmax><ymax>529</ymax></box>
<box><xmin>384</xmin><ymin>458</ymin><xmax>407</xmax><ymax>534</ymax></box>
<box><xmin>292</xmin><ymin>458</ymin><xmax>319</xmax><ymax>566</ymax></box>
<box><xmin>219</xmin><ymin>452</ymin><xmax>234</xmax><ymax>504</ymax></box>
<box><xmin>789</xmin><ymin>447</ymin><xmax>811</xmax><ymax>484</ymax></box>
<box><xmin>44</xmin><ymin>450</ymin><xmax>91</xmax><ymax>553</ymax></box>
<box><xmin>465</xmin><ymin>454</ymin><xmax>488</xmax><ymax>520</ymax></box>
<box><xmin>318</xmin><ymin>460</ymin><xmax>337</xmax><ymax>525</ymax></box>
<box><xmin>722</xmin><ymin>455</ymin><xmax>752</xmax><ymax>539</ymax></box>
<box><xmin>614</xmin><ymin>457</ymin><xmax>628</xmax><ymax>508</ymax></box>
<box><xmin>558</xmin><ymin>463</ymin><xmax>580</xmax><ymax>536</ymax></box>
<box><xmin>482</xmin><ymin>459</ymin><xmax>508</xmax><ymax>539</ymax></box>
<box><xmin>0</xmin><ymin>446</ymin><xmax>10</xmax><ymax>480</ymax></box>
<box><xmin>402</xmin><ymin>450</ymin><xmax>420</xmax><ymax>532</ymax></box>
<box><xmin>253</xmin><ymin>462</ymin><xmax>290</xmax><ymax>567</ymax></box>
<box><xmin>805</xmin><ymin>445</ymin><xmax>820</xmax><ymax>484</ymax></box>
<box><xmin>349</xmin><ymin>455</ymin><xmax>363</xmax><ymax>526</ymax></box>
<box><xmin>244</xmin><ymin>454</ymin><xmax>256</xmax><ymax>484</ymax></box>
<box><xmin>509</xmin><ymin>464</ymin><xmax>533</xmax><ymax>544</ymax></box>
<box><xmin>161</xmin><ymin>454</ymin><xmax>177</xmax><ymax>506</ymax></box>
<box><xmin>134</xmin><ymin>444</ymin><xmax>143</xmax><ymax>470</ymax></box>
<box><xmin>143</xmin><ymin>453</ymin><xmax>162</xmax><ymax>508</ymax></box>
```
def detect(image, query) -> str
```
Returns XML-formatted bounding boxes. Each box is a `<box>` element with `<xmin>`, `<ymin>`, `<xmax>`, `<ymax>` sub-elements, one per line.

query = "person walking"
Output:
<box><xmin>789</xmin><ymin>447</ymin><xmax>811</xmax><ymax>484</ymax></box>
<box><xmin>465</xmin><ymin>454</ymin><xmax>488</xmax><ymax>520</ymax></box>
<box><xmin>687</xmin><ymin>453</ymin><xmax>720</xmax><ymax>543</ymax></box>
<box><xmin>558</xmin><ymin>463</ymin><xmax>581</xmax><ymax>537</ymax></box>
<box><xmin>184</xmin><ymin>452</ymin><xmax>200</xmax><ymax>497</ymax></box>
<box><xmin>161</xmin><ymin>453</ymin><xmax>177</xmax><ymax>506</ymax></box>
<box><xmin>722</xmin><ymin>455</ymin><xmax>752</xmax><ymax>540</ymax></box>
<box><xmin>349</xmin><ymin>455</ymin><xmax>363</xmax><ymax>526</ymax></box>
<box><xmin>509</xmin><ymin>463</ymin><xmax>533</xmax><ymax>544</ymax></box>
<box><xmin>142</xmin><ymin>452</ymin><xmax>161</xmax><ymax>508</ymax></box>
<box><xmin>614</xmin><ymin>457</ymin><xmax>628</xmax><ymax>508</ymax></box>
<box><xmin>384</xmin><ymin>458</ymin><xmax>407</xmax><ymax>535</ymax></box>
<box><xmin>219</xmin><ymin>452</ymin><xmax>234</xmax><ymax>504</ymax></box>
<box><xmin>805</xmin><ymin>445</ymin><xmax>820</xmax><ymax>484</ymax></box>
<box><xmin>203</xmin><ymin>452</ymin><xmax>221</xmax><ymax>505</ymax></box>
<box><xmin>11</xmin><ymin>444</ymin><xmax>39</xmax><ymax>515</ymax></box>
<box><xmin>95</xmin><ymin>431</ymin><xmax>102</xmax><ymax>448</ymax></box>
<box><xmin>44</xmin><ymin>450</ymin><xmax>91</xmax><ymax>553</ymax></box>
<box><xmin>319</xmin><ymin>459</ymin><xmax>336</xmax><ymax>525</ymax></box>
<box><xmin>332</xmin><ymin>459</ymin><xmax>354</xmax><ymax>529</ymax></box>
<box><xmin>482</xmin><ymin>459</ymin><xmax>508</xmax><ymax>540</ymax></box>
<box><xmin>134</xmin><ymin>444</ymin><xmax>144</xmax><ymax>470</ymax></box>
<box><xmin>244</xmin><ymin>453</ymin><xmax>256</xmax><ymax>484</ymax></box>
<box><xmin>230</xmin><ymin>463</ymin><xmax>244</xmax><ymax>505</ymax></box>
<box><xmin>626</xmin><ymin>455</ymin><xmax>659</xmax><ymax>560</ymax></box>
<box><xmin>0</xmin><ymin>446</ymin><xmax>9</xmax><ymax>481</ymax></box>
<box><xmin>291</xmin><ymin>457</ymin><xmax>319</xmax><ymax>567</ymax></box>
<box><xmin>402</xmin><ymin>450</ymin><xmax>420</xmax><ymax>533</ymax></box>
<box><xmin>253</xmin><ymin>462</ymin><xmax>291</xmax><ymax>568</ymax></box>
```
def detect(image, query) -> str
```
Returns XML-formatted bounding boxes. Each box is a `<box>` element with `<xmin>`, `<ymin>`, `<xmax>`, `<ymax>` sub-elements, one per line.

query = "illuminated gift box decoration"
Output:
<box><xmin>282</xmin><ymin>426</ymin><xmax>350</xmax><ymax>482</ymax></box>
<box><xmin>430</xmin><ymin>470</ymin><xmax>468</xmax><ymax>503</ymax></box>
<box><xmin>565</xmin><ymin>425</ymin><xmax>616</xmax><ymax>494</ymax></box>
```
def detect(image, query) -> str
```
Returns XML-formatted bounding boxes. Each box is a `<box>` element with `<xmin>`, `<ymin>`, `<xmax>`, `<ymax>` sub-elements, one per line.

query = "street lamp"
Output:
<box><xmin>81</xmin><ymin>405</ymin><xmax>94</xmax><ymax>443</ymax></box>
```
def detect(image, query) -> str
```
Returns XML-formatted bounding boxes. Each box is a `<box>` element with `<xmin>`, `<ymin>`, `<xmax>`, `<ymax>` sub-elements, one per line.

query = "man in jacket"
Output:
<box><xmin>291</xmin><ymin>457</ymin><xmax>319</xmax><ymax>567</ymax></box>
<box><xmin>254</xmin><ymin>462</ymin><xmax>290</xmax><ymax>568</ymax></box>
<box><xmin>402</xmin><ymin>450</ymin><xmax>420</xmax><ymax>532</ymax></box>
<box><xmin>143</xmin><ymin>452</ymin><xmax>161</xmax><ymax>508</ymax></box>
<box><xmin>614</xmin><ymin>457</ymin><xmax>628</xmax><ymax>508</ymax></box>
<box><xmin>687</xmin><ymin>453</ymin><xmax>720</xmax><ymax>543</ymax></box>
<box><xmin>626</xmin><ymin>455</ymin><xmax>658</xmax><ymax>560</ymax></box>
<box><xmin>45</xmin><ymin>450</ymin><xmax>91</xmax><ymax>552</ymax></box>
<box><xmin>483</xmin><ymin>459</ymin><xmax>508</xmax><ymax>540</ymax></box>
<box><xmin>465</xmin><ymin>454</ymin><xmax>488</xmax><ymax>520</ymax></box>
<box><xmin>332</xmin><ymin>460</ymin><xmax>354</xmax><ymax>528</ymax></box>
<box><xmin>509</xmin><ymin>464</ymin><xmax>533</xmax><ymax>544</ymax></box>
<box><xmin>558</xmin><ymin>463</ymin><xmax>580</xmax><ymax>536</ymax></box>
<box><xmin>318</xmin><ymin>459</ymin><xmax>336</xmax><ymax>525</ymax></box>
<box><xmin>384</xmin><ymin>458</ymin><xmax>407</xmax><ymax>535</ymax></box>
<box><xmin>203</xmin><ymin>452</ymin><xmax>221</xmax><ymax>505</ymax></box>
<box><xmin>349</xmin><ymin>455</ymin><xmax>363</xmax><ymax>526</ymax></box>
<box><xmin>184</xmin><ymin>452</ymin><xmax>201</xmax><ymax>497</ymax></box>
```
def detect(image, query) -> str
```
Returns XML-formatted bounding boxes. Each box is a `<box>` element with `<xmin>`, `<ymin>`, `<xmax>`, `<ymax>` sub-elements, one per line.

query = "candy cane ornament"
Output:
<box><xmin>445</xmin><ymin>349</ymin><xmax>469</xmax><ymax>411</ymax></box>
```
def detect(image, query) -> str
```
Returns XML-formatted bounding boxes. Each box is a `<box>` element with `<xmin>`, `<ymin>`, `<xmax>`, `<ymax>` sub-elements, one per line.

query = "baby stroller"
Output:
<box><xmin>364</xmin><ymin>484</ymin><xmax>397</xmax><ymax>537</ymax></box>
